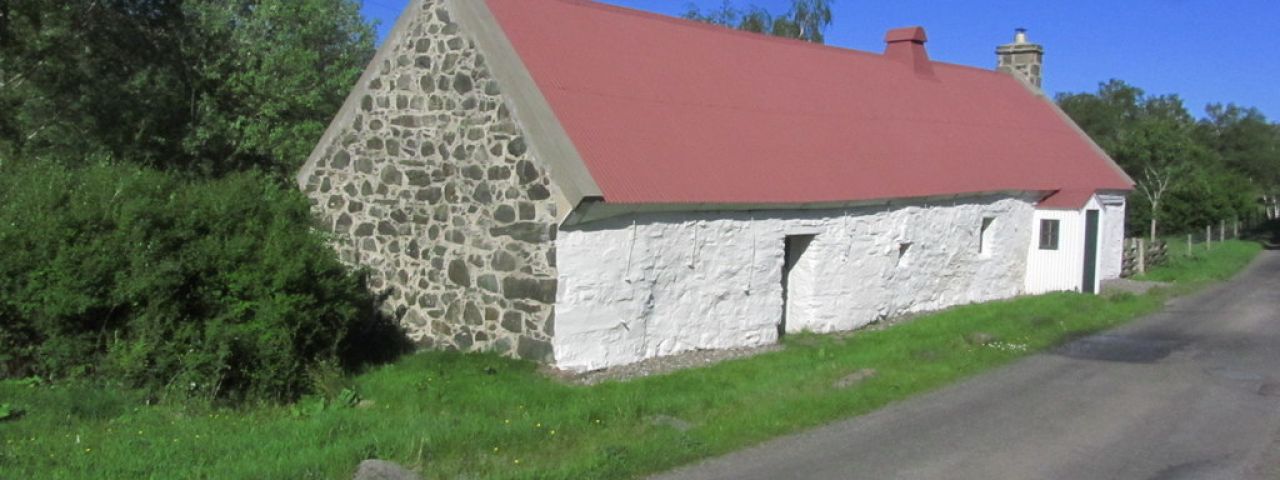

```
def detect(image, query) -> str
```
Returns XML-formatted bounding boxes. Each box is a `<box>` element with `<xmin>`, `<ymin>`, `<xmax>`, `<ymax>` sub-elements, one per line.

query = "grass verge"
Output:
<box><xmin>0</xmin><ymin>241</ymin><xmax>1263</xmax><ymax>479</ymax></box>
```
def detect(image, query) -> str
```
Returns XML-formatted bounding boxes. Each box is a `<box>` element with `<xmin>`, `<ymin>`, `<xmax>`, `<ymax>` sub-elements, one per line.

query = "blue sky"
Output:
<box><xmin>360</xmin><ymin>0</ymin><xmax>1279</xmax><ymax>119</ymax></box>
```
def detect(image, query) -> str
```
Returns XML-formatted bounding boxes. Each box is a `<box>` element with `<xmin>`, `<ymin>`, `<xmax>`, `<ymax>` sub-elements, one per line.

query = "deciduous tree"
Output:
<box><xmin>0</xmin><ymin>0</ymin><xmax>374</xmax><ymax>178</ymax></box>
<box><xmin>683</xmin><ymin>0</ymin><xmax>834</xmax><ymax>44</ymax></box>
<box><xmin>1056</xmin><ymin>80</ymin><xmax>1262</xmax><ymax>239</ymax></box>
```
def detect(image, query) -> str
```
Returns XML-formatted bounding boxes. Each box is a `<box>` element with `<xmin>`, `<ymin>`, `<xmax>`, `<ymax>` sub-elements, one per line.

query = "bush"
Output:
<box><xmin>0</xmin><ymin>160</ymin><xmax>408</xmax><ymax>402</ymax></box>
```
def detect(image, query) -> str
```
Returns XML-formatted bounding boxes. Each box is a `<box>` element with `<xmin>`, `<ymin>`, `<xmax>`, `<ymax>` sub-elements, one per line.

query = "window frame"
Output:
<box><xmin>1038</xmin><ymin>219</ymin><xmax>1060</xmax><ymax>250</ymax></box>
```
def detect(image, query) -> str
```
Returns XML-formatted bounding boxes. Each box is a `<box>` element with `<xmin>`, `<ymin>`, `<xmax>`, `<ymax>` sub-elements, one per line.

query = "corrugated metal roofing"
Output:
<box><xmin>1038</xmin><ymin>189</ymin><xmax>1097</xmax><ymax>210</ymax></box>
<box><xmin>484</xmin><ymin>0</ymin><xmax>1133</xmax><ymax>205</ymax></box>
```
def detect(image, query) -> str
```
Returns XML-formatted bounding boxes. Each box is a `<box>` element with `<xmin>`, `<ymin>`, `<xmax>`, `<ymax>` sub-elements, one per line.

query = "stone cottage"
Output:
<box><xmin>296</xmin><ymin>0</ymin><xmax>1134</xmax><ymax>371</ymax></box>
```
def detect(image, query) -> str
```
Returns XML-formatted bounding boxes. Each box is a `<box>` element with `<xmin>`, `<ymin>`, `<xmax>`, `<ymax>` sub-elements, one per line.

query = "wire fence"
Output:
<box><xmin>1122</xmin><ymin>217</ymin><xmax>1254</xmax><ymax>278</ymax></box>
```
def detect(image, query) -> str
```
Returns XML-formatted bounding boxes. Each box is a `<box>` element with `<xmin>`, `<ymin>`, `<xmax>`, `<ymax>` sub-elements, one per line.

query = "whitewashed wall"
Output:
<box><xmin>553</xmin><ymin>195</ymin><xmax>1036</xmax><ymax>371</ymax></box>
<box><xmin>1098</xmin><ymin>194</ymin><xmax>1127</xmax><ymax>280</ymax></box>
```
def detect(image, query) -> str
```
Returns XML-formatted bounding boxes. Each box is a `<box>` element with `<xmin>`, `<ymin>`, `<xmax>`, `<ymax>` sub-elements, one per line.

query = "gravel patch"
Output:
<box><xmin>541</xmin><ymin>344</ymin><xmax>784</xmax><ymax>386</ymax></box>
<box><xmin>1102</xmin><ymin>278</ymin><xmax>1170</xmax><ymax>295</ymax></box>
<box><xmin>542</xmin><ymin>313</ymin><xmax>944</xmax><ymax>385</ymax></box>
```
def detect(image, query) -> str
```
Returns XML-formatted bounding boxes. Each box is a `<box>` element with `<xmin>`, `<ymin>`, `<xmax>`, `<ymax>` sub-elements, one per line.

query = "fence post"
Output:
<box><xmin>1187</xmin><ymin>233</ymin><xmax>1193</xmax><ymax>257</ymax></box>
<box><xmin>1206</xmin><ymin>225</ymin><xmax>1213</xmax><ymax>249</ymax></box>
<box><xmin>1136</xmin><ymin>238</ymin><xmax>1146</xmax><ymax>275</ymax></box>
<box><xmin>1234</xmin><ymin>218</ymin><xmax>1239</xmax><ymax>238</ymax></box>
<box><xmin>1220</xmin><ymin>220</ymin><xmax>1226</xmax><ymax>242</ymax></box>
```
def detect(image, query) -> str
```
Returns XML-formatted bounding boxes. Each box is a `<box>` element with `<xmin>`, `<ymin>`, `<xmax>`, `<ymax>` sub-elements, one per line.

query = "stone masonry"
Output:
<box><xmin>996</xmin><ymin>28</ymin><xmax>1044</xmax><ymax>89</ymax></box>
<box><xmin>299</xmin><ymin>0</ymin><xmax>559</xmax><ymax>361</ymax></box>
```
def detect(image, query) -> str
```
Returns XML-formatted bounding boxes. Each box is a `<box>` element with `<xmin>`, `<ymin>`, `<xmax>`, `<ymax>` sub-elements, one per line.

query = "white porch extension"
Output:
<box><xmin>1025</xmin><ymin>193</ymin><xmax>1126</xmax><ymax>294</ymax></box>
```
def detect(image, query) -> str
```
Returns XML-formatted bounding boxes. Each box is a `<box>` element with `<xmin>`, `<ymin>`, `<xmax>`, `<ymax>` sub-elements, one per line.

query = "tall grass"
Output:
<box><xmin>0</xmin><ymin>241</ymin><xmax>1262</xmax><ymax>479</ymax></box>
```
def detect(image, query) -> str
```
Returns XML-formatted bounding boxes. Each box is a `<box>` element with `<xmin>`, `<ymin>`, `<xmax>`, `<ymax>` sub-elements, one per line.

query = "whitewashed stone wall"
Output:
<box><xmin>554</xmin><ymin>195</ymin><xmax>1036</xmax><ymax>371</ymax></box>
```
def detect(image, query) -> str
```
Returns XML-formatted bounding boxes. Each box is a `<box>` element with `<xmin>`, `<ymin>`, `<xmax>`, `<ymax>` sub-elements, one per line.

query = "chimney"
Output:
<box><xmin>996</xmin><ymin>28</ymin><xmax>1044</xmax><ymax>88</ymax></box>
<box><xmin>884</xmin><ymin>27</ymin><xmax>934</xmax><ymax>76</ymax></box>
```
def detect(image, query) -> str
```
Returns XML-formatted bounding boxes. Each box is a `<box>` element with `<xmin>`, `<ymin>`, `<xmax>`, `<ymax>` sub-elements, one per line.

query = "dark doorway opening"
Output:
<box><xmin>781</xmin><ymin>235</ymin><xmax>815</xmax><ymax>338</ymax></box>
<box><xmin>1082</xmin><ymin>210</ymin><xmax>1100</xmax><ymax>294</ymax></box>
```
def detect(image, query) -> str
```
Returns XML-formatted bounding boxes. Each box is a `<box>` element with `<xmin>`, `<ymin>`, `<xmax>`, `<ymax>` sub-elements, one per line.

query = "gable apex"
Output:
<box><xmin>299</xmin><ymin>0</ymin><xmax>601</xmax><ymax>222</ymax></box>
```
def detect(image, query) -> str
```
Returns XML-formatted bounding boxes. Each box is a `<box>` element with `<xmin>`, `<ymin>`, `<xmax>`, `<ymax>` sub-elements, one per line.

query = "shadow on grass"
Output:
<box><xmin>339</xmin><ymin>280</ymin><xmax>417</xmax><ymax>374</ymax></box>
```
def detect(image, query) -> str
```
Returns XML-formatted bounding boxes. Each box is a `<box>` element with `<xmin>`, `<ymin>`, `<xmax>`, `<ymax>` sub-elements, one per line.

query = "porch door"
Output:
<box><xmin>1082</xmin><ymin>210</ymin><xmax>1100</xmax><ymax>294</ymax></box>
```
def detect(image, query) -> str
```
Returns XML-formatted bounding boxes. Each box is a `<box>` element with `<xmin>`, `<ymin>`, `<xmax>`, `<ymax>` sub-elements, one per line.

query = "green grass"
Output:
<box><xmin>1136</xmin><ymin>238</ymin><xmax>1262</xmax><ymax>285</ymax></box>
<box><xmin>0</xmin><ymin>241</ymin><xmax>1263</xmax><ymax>480</ymax></box>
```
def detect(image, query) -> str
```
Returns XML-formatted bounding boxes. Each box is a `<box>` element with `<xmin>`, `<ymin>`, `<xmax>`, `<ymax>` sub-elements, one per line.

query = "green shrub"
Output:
<box><xmin>0</xmin><ymin>160</ymin><xmax>408</xmax><ymax>402</ymax></box>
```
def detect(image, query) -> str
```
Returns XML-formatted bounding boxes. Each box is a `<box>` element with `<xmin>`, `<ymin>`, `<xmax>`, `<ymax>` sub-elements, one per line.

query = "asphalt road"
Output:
<box><xmin>653</xmin><ymin>251</ymin><xmax>1280</xmax><ymax>480</ymax></box>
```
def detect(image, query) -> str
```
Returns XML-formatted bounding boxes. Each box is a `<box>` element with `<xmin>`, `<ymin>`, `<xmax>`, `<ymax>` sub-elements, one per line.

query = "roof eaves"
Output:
<box><xmin>566</xmin><ymin>189</ymin><xmax>1041</xmax><ymax>226</ymax></box>
<box><xmin>1008</xmin><ymin>72</ymin><xmax>1136</xmax><ymax>190</ymax></box>
<box><xmin>1037</xmin><ymin>189</ymin><xmax>1096</xmax><ymax>210</ymax></box>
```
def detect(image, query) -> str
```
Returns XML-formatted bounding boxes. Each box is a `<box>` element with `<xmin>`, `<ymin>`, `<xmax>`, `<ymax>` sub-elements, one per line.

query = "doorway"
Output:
<box><xmin>1082</xmin><ymin>210</ymin><xmax>1100</xmax><ymax>294</ymax></box>
<box><xmin>781</xmin><ymin>234</ymin><xmax>815</xmax><ymax>338</ymax></box>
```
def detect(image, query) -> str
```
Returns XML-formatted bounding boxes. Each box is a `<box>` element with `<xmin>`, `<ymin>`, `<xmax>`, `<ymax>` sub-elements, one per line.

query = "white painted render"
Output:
<box><xmin>553</xmin><ymin>195</ymin><xmax>1037</xmax><ymax>371</ymax></box>
<box><xmin>1098</xmin><ymin>194</ymin><xmax>1127</xmax><ymax>280</ymax></box>
<box><xmin>1024</xmin><ymin>195</ymin><xmax>1122</xmax><ymax>295</ymax></box>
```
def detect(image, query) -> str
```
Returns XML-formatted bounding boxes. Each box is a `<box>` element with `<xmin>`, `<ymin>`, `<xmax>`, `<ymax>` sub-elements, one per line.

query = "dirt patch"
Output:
<box><xmin>833</xmin><ymin>368</ymin><xmax>878</xmax><ymax>389</ymax></box>
<box><xmin>645</xmin><ymin>414</ymin><xmax>695</xmax><ymax>432</ymax></box>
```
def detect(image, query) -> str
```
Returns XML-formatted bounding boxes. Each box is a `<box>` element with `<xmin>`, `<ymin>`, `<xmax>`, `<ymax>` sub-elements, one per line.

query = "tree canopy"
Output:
<box><xmin>0</xmin><ymin>0</ymin><xmax>391</xmax><ymax>401</ymax></box>
<box><xmin>1057</xmin><ymin>80</ymin><xmax>1278</xmax><ymax>238</ymax></box>
<box><xmin>0</xmin><ymin>0</ymin><xmax>374</xmax><ymax>178</ymax></box>
<box><xmin>683</xmin><ymin>0</ymin><xmax>834</xmax><ymax>44</ymax></box>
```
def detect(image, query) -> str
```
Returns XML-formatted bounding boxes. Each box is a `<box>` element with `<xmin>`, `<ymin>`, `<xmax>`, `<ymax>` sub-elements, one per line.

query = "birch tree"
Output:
<box><xmin>1137</xmin><ymin>163</ymin><xmax>1182</xmax><ymax>241</ymax></box>
<box><xmin>1120</xmin><ymin>116</ymin><xmax>1205</xmax><ymax>241</ymax></box>
<box><xmin>684</xmin><ymin>0</ymin><xmax>834</xmax><ymax>44</ymax></box>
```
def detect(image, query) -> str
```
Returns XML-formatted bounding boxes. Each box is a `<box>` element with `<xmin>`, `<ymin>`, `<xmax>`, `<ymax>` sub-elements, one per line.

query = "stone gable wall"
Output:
<box><xmin>300</xmin><ymin>0</ymin><xmax>558</xmax><ymax>361</ymax></box>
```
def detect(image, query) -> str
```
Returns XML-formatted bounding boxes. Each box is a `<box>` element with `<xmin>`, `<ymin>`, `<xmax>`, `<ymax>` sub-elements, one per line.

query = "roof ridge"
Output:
<box><xmin>530</xmin><ymin>0</ymin><xmax>889</xmax><ymax>60</ymax></box>
<box><xmin>521</xmin><ymin>0</ymin><xmax>1021</xmax><ymax>79</ymax></box>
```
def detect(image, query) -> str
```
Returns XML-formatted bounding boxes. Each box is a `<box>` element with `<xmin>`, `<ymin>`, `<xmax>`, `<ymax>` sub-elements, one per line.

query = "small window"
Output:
<box><xmin>896</xmin><ymin>242</ymin><xmax>912</xmax><ymax>267</ymax></box>
<box><xmin>979</xmin><ymin>217</ymin><xmax>995</xmax><ymax>256</ymax></box>
<box><xmin>1039</xmin><ymin>219</ymin><xmax>1060</xmax><ymax>250</ymax></box>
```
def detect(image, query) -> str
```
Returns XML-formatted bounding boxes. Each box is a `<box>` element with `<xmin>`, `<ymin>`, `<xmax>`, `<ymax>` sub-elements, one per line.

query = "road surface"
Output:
<box><xmin>653</xmin><ymin>251</ymin><xmax>1280</xmax><ymax>480</ymax></box>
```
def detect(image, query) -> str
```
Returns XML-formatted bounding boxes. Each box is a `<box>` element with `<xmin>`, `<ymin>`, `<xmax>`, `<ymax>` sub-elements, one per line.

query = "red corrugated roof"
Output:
<box><xmin>1038</xmin><ymin>189</ymin><xmax>1097</xmax><ymax>210</ymax></box>
<box><xmin>484</xmin><ymin>0</ymin><xmax>1133</xmax><ymax>205</ymax></box>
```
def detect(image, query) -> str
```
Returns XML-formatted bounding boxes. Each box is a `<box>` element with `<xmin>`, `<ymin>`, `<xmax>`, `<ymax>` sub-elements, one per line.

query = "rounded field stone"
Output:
<box><xmin>493</xmin><ymin>205</ymin><xmax>516</xmax><ymax>224</ymax></box>
<box><xmin>447</xmin><ymin>259</ymin><xmax>471</xmax><ymax>287</ymax></box>
<box><xmin>452</xmin><ymin>73</ymin><xmax>473</xmax><ymax>93</ymax></box>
